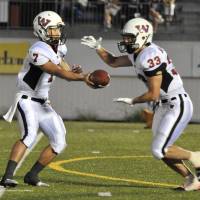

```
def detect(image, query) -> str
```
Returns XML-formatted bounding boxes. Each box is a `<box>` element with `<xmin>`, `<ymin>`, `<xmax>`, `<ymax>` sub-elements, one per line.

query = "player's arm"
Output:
<box><xmin>59</xmin><ymin>59</ymin><xmax>71</xmax><ymax>71</ymax></box>
<box><xmin>96</xmin><ymin>47</ymin><xmax>132</xmax><ymax>68</ymax></box>
<box><xmin>58</xmin><ymin>44</ymin><xmax>79</xmax><ymax>72</ymax></box>
<box><xmin>132</xmin><ymin>74</ymin><xmax>162</xmax><ymax>104</ymax></box>
<box><xmin>81</xmin><ymin>36</ymin><xmax>132</xmax><ymax>68</ymax></box>
<box><xmin>59</xmin><ymin>59</ymin><xmax>83</xmax><ymax>74</ymax></box>
<box><xmin>132</xmin><ymin>50</ymin><xmax>164</xmax><ymax>104</ymax></box>
<box><xmin>113</xmin><ymin>50</ymin><xmax>164</xmax><ymax>106</ymax></box>
<box><xmin>40</xmin><ymin>61</ymin><xmax>89</xmax><ymax>82</ymax></box>
<box><xmin>113</xmin><ymin>74</ymin><xmax>162</xmax><ymax>105</ymax></box>
<box><xmin>30</xmin><ymin>49</ymin><xmax>88</xmax><ymax>82</ymax></box>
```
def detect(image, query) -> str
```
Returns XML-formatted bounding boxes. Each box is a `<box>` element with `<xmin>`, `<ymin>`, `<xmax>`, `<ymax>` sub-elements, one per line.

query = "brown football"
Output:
<box><xmin>89</xmin><ymin>69</ymin><xmax>110</xmax><ymax>89</ymax></box>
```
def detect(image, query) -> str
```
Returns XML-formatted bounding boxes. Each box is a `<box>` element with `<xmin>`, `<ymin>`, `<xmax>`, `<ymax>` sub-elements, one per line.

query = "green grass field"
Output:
<box><xmin>0</xmin><ymin>120</ymin><xmax>200</xmax><ymax>200</ymax></box>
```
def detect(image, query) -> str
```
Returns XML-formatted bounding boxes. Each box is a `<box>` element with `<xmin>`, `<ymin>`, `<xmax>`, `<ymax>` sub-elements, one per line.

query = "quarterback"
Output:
<box><xmin>81</xmin><ymin>18</ymin><xmax>200</xmax><ymax>191</ymax></box>
<box><xmin>0</xmin><ymin>11</ymin><xmax>92</xmax><ymax>187</ymax></box>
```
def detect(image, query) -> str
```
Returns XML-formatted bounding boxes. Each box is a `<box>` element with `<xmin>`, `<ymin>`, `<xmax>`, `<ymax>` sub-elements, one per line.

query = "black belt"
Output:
<box><xmin>21</xmin><ymin>95</ymin><xmax>46</xmax><ymax>104</ymax></box>
<box><xmin>161</xmin><ymin>97</ymin><xmax>176</xmax><ymax>103</ymax></box>
<box><xmin>161</xmin><ymin>94</ymin><xmax>187</xmax><ymax>104</ymax></box>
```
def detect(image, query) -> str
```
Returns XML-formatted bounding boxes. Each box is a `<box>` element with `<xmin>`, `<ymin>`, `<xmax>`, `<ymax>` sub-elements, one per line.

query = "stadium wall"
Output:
<box><xmin>0</xmin><ymin>39</ymin><xmax>200</xmax><ymax>122</ymax></box>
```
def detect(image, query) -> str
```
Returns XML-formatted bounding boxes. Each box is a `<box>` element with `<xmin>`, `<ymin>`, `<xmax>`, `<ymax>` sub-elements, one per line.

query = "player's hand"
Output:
<box><xmin>84</xmin><ymin>73</ymin><xmax>96</xmax><ymax>88</ymax></box>
<box><xmin>72</xmin><ymin>64</ymin><xmax>83</xmax><ymax>74</ymax></box>
<box><xmin>81</xmin><ymin>36</ymin><xmax>102</xmax><ymax>50</ymax></box>
<box><xmin>113</xmin><ymin>97</ymin><xmax>133</xmax><ymax>106</ymax></box>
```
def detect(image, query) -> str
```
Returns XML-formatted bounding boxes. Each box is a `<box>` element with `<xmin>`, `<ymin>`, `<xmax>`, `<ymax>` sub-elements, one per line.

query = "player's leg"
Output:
<box><xmin>162</xmin><ymin>157</ymin><xmax>192</xmax><ymax>177</ymax></box>
<box><xmin>152</xmin><ymin>96</ymin><xmax>193</xmax><ymax>160</ymax></box>
<box><xmin>141</xmin><ymin>108</ymin><xmax>154</xmax><ymax>129</ymax></box>
<box><xmin>24</xmin><ymin>104</ymin><xmax>66</xmax><ymax>186</ymax></box>
<box><xmin>0</xmin><ymin>100</ymin><xmax>38</xmax><ymax>187</ymax></box>
<box><xmin>24</xmin><ymin>145</ymin><xmax>57</xmax><ymax>187</ymax></box>
<box><xmin>162</xmin><ymin>157</ymin><xmax>199</xmax><ymax>191</ymax></box>
<box><xmin>164</xmin><ymin>145</ymin><xmax>200</xmax><ymax>191</ymax></box>
<box><xmin>161</xmin><ymin>97</ymin><xmax>198</xmax><ymax>167</ymax></box>
<box><xmin>0</xmin><ymin>140</ymin><xmax>27</xmax><ymax>187</ymax></box>
<box><xmin>151</xmin><ymin>96</ymin><xmax>199</xmax><ymax>190</ymax></box>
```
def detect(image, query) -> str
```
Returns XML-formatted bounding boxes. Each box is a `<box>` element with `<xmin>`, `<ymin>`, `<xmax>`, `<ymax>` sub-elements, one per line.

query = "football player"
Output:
<box><xmin>81</xmin><ymin>18</ymin><xmax>200</xmax><ymax>191</ymax></box>
<box><xmin>0</xmin><ymin>11</ymin><xmax>93</xmax><ymax>187</ymax></box>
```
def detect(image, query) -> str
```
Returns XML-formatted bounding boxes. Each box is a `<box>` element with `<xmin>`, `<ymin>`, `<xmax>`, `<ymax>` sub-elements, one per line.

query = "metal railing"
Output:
<box><xmin>0</xmin><ymin>0</ymin><xmax>149</xmax><ymax>29</ymax></box>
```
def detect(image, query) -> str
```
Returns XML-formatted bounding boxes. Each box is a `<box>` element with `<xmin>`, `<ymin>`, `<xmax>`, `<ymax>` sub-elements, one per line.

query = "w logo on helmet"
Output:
<box><xmin>135</xmin><ymin>25</ymin><xmax>149</xmax><ymax>33</ymax></box>
<box><xmin>38</xmin><ymin>16</ymin><xmax>51</xmax><ymax>27</ymax></box>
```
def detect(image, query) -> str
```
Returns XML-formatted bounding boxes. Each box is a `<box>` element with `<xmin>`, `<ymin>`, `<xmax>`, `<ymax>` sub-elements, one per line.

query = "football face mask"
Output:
<box><xmin>118</xmin><ymin>34</ymin><xmax>138</xmax><ymax>54</ymax></box>
<box><xmin>46</xmin><ymin>24</ymin><xmax>67</xmax><ymax>45</ymax></box>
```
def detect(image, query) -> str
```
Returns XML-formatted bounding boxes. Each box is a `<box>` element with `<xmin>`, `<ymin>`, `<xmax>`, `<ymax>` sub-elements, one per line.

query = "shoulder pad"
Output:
<box><xmin>140</xmin><ymin>45</ymin><xmax>165</xmax><ymax>70</ymax></box>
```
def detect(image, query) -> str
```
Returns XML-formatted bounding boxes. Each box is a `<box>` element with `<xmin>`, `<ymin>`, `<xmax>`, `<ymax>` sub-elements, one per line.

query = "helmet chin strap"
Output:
<box><xmin>49</xmin><ymin>39</ymin><xmax>59</xmax><ymax>45</ymax></box>
<box><xmin>144</xmin><ymin>34</ymin><xmax>151</xmax><ymax>45</ymax></box>
<box><xmin>127</xmin><ymin>44</ymin><xmax>138</xmax><ymax>54</ymax></box>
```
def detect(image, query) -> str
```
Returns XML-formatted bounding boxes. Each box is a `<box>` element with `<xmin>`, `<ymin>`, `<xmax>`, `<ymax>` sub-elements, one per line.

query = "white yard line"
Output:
<box><xmin>0</xmin><ymin>132</ymin><xmax>43</xmax><ymax>198</ymax></box>
<box><xmin>98</xmin><ymin>192</ymin><xmax>112</xmax><ymax>197</ymax></box>
<box><xmin>7</xmin><ymin>189</ymin><xmax>33</xmax><ymax>192</ymax></box>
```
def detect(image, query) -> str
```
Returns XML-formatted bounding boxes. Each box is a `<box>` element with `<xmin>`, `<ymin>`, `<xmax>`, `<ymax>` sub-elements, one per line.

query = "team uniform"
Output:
<box><xmin>0</xmin><ymin>10</ymin><xmax>83</xmax><ymax>188</ymax></box>
<box><xmin>80</xmin><ymin>17</ymin><xmax>200</xmax><ymax>191</ymax></box>
<box><xmin>128</xmin><ymin>43</ymin><xmax>193</xmax><ymax>159</ymax></box>
<box><xmin>5</xmin><ymin>41</ymin><xmax>67</xmax><ymax>154</ymax></box>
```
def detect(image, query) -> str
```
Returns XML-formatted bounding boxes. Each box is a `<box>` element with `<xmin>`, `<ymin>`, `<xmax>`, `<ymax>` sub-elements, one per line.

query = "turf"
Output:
<box><xmin>0</xmin><ymin>120</ymin><xmax>200</xmax><ymax>200</ymax></box>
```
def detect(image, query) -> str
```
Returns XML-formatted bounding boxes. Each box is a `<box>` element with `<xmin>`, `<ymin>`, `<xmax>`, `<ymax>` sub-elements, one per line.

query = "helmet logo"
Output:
<box><xmin>135</xmin><ymin>25</ymin><xmax>149</xmax><ymax>33</ymax></box>
<box><xmin>38</xmin><ymin>16</ymin><xmax>51</xmax><ymax>27</ymax></box>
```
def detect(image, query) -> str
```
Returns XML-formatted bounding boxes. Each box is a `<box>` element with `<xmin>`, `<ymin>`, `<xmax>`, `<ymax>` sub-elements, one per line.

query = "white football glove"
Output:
<box><xmin>81</xmin><ymin>36</ymin><xmax>102</xmax><ymax>50</ymax></box>
<box><xmin>113</xmin><ymin>98</ymin><xmax>133</xmax><ymax>106</ymax></box>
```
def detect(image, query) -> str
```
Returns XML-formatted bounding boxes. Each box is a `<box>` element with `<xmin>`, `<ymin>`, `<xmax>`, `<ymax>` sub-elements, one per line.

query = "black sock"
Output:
<box><xmin>196</xmin><ymin>168</ymin><xmax>200</xmax><ymax>181</ymax></box>
<box><xmin>3</xmin><ymin>160</ymin><xmax>17</xmax><ymax>180</ymax></box>
<box><xmin>29</xmin><ymin>161</ymin><xmax>45</xmax><ymax>176</ymax></box>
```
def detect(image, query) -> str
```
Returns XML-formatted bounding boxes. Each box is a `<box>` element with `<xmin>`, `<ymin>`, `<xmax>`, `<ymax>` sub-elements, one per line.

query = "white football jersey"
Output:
<box><xmin>128</xmin><ymin>43</ymin><xmax>184</xmax><ymax>99</ymax></box>
<box><xmin>17</xmin><ymin>41</ymin><xmax>67</xmax><ymax>98</ymax></box>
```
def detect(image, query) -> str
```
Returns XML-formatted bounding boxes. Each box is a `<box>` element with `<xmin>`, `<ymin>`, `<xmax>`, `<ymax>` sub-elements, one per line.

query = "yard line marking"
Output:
<box><xmin>98</xmin><ymin>192</ymin><xmax>112</xmax><ymax>197</ymax></box>
<box><xmin>0</xmin><ymin>132</ymin><xmax>43</xmax><ymax>198</ymax></box>
<box><xmin>7</xmin><ymin>189</ymin><xmax>33</xmax><ymax>192</ymax></box>
<box><xmin>49</xmin><ymin>155</ymin><xmax>179</xmax><ymax>188</ymax></box>
<box><xmin>91</xmin><ymin>151</ymin><xmax>101</xmax><ymax>154</ymax></box>
<box><xmin>87</xmin><ymin>129</ymin><xmax>94</xmax><ymax>132</ymax></box>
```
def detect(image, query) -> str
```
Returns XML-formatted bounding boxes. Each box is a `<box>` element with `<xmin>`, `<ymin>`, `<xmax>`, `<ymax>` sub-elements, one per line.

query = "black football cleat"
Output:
<box><xmin>0</xmin><ymin>178</ymin><xmax>18</xmax><ymax>188</ymax></box>
<box><xmin>24</xmin><ymin>172</ymin><xmax>49</xmax><ymax>187</ymax></box>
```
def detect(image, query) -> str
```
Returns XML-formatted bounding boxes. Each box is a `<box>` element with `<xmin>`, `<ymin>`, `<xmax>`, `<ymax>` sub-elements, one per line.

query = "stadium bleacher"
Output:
<box><xmin>0</xmin><ymin>0</ymin><xmax>200</xmax><ymax>40</ymax></box>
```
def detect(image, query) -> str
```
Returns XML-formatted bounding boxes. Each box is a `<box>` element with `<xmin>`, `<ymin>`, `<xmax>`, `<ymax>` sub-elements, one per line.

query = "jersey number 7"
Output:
<box><xmin>33</xmin><ymin>53</ymin><xmax>38</xmax><ymax>62</ymax></box>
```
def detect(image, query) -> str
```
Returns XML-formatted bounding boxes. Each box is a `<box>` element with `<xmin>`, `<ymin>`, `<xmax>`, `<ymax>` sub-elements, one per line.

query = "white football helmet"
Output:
<box><xmin>118</xmin><ymin>18</ymin><xmax>153</xmax><ymax>54</ymax></box>
<box><xmin>33</xmin><ymin>11</ymin><xmax>67</xmax><ymax>45</ymax></box>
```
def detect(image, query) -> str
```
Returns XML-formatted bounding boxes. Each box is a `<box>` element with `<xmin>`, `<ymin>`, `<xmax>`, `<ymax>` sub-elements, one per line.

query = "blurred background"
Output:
<box><xmin>0</xmin><ymin>0</ymin><xmax>200</xmax><ymax>122</ymax></box>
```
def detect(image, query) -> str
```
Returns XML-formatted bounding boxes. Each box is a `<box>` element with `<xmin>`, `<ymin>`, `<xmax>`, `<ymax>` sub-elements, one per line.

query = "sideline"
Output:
<box><xmin>0</xmin><ymin>132</ymin><xmax>43</xmax><ymax>198</ymax></box>
<box><xmin>49</xmin><ymin>155</ymin><xmax>179</xmax><ymax>188</ymax></box>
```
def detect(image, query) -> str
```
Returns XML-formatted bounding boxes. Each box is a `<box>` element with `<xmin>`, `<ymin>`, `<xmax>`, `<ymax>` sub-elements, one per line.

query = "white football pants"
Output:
<box><xmin>152</xmin><ymin>93</ymin><xmax>193</xmax><ymax>159</ymax></box>
<box><xmin>17</xmin><ymin>98</ymin><xmax>67</xmax><ymax>154</ymax></box>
